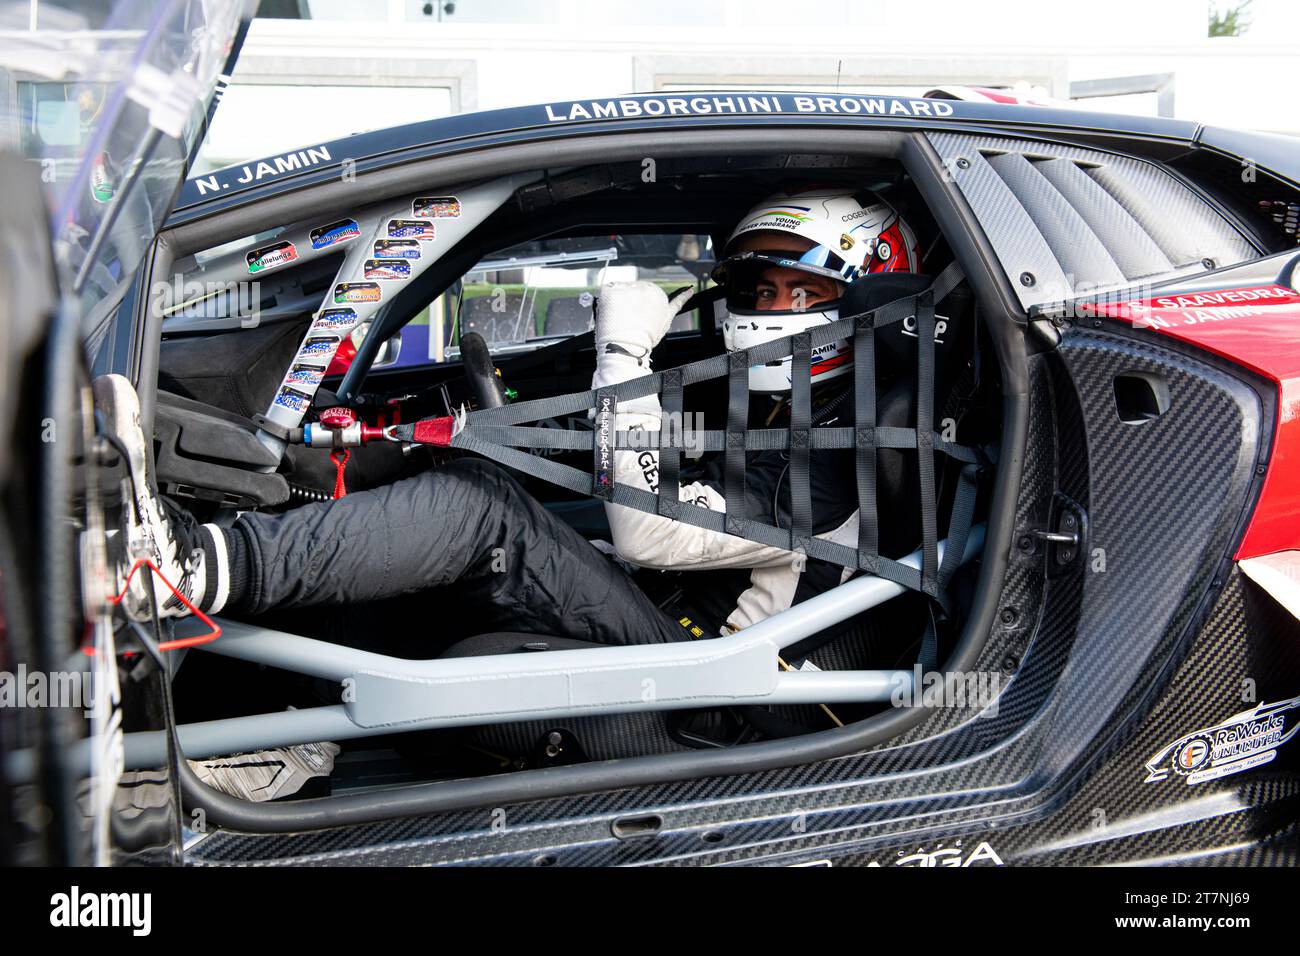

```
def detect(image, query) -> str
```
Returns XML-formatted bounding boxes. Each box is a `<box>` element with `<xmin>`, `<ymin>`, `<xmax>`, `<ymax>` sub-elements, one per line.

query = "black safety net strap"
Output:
<box><xmin>658</xmin><ymin>370</ymin><xmax>683</xmax><ymax>520</ymax></box>
<box><xmin>452</xmin><ymin>428</ymin><xmax>871</xmax><ymax>567</ymax></box>
<box><xmin>853</xmin><ymin>303</ymin><xmax>879</xmax><ymax>575</ymax></box>
<box><xmin>917</xmin><ymin>611</ymin><xmax>939</xmax><ymax>676</ymax></box>
<box><xmin>850</xmin><ymin>293</ymin><xmax>935</xmax><ymax>595</ymax></box>
<box><xmin>592</xmin><ymin>387</ymin><xmax>618</xmax><ymax>501</ymax></box>
<box><xmin>457</xmin><ymin>424</ymin><xmax>978</xmax><ymax>459</ymax></box>
<box><xmin>940</xmin><ymin>461</ymin><xmax>981</xmax><ymax>587</ymax></box>
<box><xmin>916</xmin><ymin>289</ymin><xmax>940</xmax><ymax>606</ymax></box>
<box><xmin>725</xmin><ymin>351</ymin><xmax>749</xmax><ymax>541</ymax></box>
<box><xmin>419</xmin><ymin>269</ymin><xmax>982</xmax><ymax>609</ymax></box>
<box><xmin>788</xmin><ymin>333</ymin><xmax>812</xmax><ymax>554</ymax></box>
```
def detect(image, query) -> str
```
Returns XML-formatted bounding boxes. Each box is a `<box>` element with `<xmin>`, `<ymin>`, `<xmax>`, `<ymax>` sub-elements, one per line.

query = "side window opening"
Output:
<box><xmin>377</xmin><ymin>232</ymin><xmax>716</xmax><ymax>371</ymax></box>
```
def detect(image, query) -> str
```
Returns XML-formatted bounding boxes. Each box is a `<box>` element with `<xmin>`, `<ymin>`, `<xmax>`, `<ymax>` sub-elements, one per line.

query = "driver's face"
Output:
<box><xmin>754</xmin><ymin>266</ymin><xmax>842</xmax><ymax>312</ymax></box>
<box><xmin>730</xmin><ymin>230</ymin><xmax>843</xmax><ymax>311</ymax></box>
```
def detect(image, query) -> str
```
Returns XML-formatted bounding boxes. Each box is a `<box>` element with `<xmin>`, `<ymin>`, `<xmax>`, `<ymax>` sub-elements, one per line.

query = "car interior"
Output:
<box><xmin>131</xmin><ymin>153</ymin><xmax>1004</xmax><ymax>791</ymax></box>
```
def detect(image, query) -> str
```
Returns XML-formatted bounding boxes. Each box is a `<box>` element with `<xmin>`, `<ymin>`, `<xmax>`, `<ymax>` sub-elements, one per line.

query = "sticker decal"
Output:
<box><xmin>285</xmin><ymin>366</ymin><xmax>325</xmax><ymax>388</ymax></box>
<box><xmin>539</xmin><ymin>94</ymin><xmax>956</xmax><ymax>124</ymax></box>
<box><xmin>310</xmin><ymin>218</ymin><xmax>360</xmax><ymax>250</ymax></box>
<box><xmin>334</xmin><ymin>282</ymin><xmax>382</xmax><ymax>303</ymax></box>
<box><xmin>90</xmin><ymin>153</ymin><xmax>115</xmax><ymax>204</ymax></box>
<box><xmin>247</xmin><ymin>240</ymin><xmax>298</xmax><ymax>274</ymax></box>
<box><xmin>593</xmin><ymin>393</ymin><xmax>617</xmax><ymax>501</ymax></box>
<box><xmin>374</xmin><ymin>239</ymin><xmax>421</xmax><ymax>259</ymax></box>
<box><xmin>311</xmin><ymin>308</ymin><xmax>359</xmax><ymax>333</ymax></box>
<box><xmin>387</xmin><ymin>219</ymin><xmax>435</xmax><ymax>240</ymax></box>
<box><xmin>412</xmin><ymin>196</ymin><xmax>461</xmax><ymax>219</ymax></box>
<box><xmin>1080</xmin><ymin>284</ymin><xmax>1300</xmax><ymax>330</ymax></box>
<box><xmin>297</xmin><ymin>336</ymin><xmax>340</xmax><ymax>364</ymax></box>
<box><xmin>732</xmin><ymin>207</ymin><xmax>814</xmax><ymax>236</ymax></box>
<box><xmin>364</xmin><ymin>259</ymin><xmax>411</xmax><ymax>280</ymax></box>
<box><xmin>1143</xmin><ymin>694</ymin><xmax>1300</xmax><ymax>785</ymax></box>
<box><xmin>273</xmin><ymin>386</ymin><xmax>312</xmax><ymax>414</ymax></box>
<box><xmin>191</xmin><ymin>145</ymin><xmax>333</xmax><ymax>198</ymax></box>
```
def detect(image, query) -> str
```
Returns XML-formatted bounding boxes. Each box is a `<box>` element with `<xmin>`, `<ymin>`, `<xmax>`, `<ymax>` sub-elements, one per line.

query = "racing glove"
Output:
<box><xmin>592</xmin><ymin>281</ymin><xmax>800</xmax><ymax>571</ymax></box>
<box><xmin>592</xmin><ymin>280</ymin><xmax>690</xmax><ymax>409</ymax></box>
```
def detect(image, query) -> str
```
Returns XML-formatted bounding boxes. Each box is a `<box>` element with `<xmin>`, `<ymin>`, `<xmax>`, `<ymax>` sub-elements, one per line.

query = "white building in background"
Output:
<box><xmin>186</xmin><ymin>0</ymin><xmax>1300</xmax><ymax>172</ymax></box>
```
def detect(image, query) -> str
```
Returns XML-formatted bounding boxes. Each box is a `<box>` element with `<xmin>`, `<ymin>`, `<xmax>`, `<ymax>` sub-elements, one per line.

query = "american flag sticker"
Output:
<box><xmin>373</xmin><ymin>239</ymin><xmax>421</xmax><ymax>259</ymax></box>
<box><xmin>387</xmin><ymin>219</ymin><xmax>435</xmax><ymax>240</ymax></box>
<box><xmin>273</xmin><ymin>386</ymin><xmax>312</xmax><ymax>414</ymax></box>
<box><xmin>311</xmin><ymin>308</ymin><xmax>358</xmax><ymax>332</ymax></box>
<box><xmin>297</xmin><ymin>336</ymin><xmax>339</xmax><ymax>365</ymax></box>
<box><xmin>364</xmin><ymin>258</ymin><xmax>411</xmax><ymax>281</ymax></box>
<box><xmin>285</xmin><ymin>366</ymin><xmax>325</xmax><ymax>388</ymax></box>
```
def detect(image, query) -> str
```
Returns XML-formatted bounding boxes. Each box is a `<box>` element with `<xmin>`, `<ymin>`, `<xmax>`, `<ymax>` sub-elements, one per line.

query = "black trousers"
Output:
<box><xmin>225</xmin><ymin>458</ymin><xmax>687</xmax><ymax>650</ymax></box>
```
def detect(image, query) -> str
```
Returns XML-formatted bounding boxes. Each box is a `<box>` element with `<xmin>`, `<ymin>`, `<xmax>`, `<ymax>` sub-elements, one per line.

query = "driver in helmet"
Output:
<box><xmin>97</xmin><ymin>187</ymin><xmax>919</xmax><ymax>647</ymax></box>
<box><xmin>721</xmin><ymin>188</ymin><xmax>919</xmax><ymax>390</ymax></box>
<box><xmin>592</xmin><ymin>187</ymin><xmax>920</xmax><ymax>632</ymax></box>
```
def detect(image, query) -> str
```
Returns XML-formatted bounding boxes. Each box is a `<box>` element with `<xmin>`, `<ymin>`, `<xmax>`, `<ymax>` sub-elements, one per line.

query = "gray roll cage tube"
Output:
<box><xmin>127</xmin><ymin>127</ymin><xmax>1029</xmax><ymax>832</ymax></box>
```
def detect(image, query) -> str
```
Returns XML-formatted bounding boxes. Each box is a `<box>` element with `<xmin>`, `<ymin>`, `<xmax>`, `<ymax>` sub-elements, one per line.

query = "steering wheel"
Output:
<box><xmin>457</xmin><ymin>287</ymin><xmax>717</xmax><ymax>409</ymax></box>
<box><xmin>459</xmin><ymin>331</ymin><xmax>509</xmax><ymax>409</ymax></box>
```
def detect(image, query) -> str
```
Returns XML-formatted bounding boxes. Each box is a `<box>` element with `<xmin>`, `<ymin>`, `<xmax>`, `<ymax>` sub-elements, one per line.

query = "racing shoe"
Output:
<box><xmin>94</xmin><ymin>374</ymin><xmax>221</xmax><ymax>620</ymax></box>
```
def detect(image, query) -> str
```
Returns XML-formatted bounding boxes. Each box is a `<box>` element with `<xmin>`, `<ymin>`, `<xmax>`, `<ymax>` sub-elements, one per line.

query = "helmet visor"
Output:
<box><xmin>711</xmin><ymin>251</ymin><xmax>847</xmax><ymax>312</ymax></box>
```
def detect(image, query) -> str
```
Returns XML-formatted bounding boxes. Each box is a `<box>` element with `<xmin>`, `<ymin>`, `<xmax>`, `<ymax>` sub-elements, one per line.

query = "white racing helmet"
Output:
<box><xmin>713</xmin><ymin>188</ymin><xmax>919</xmax><ymax>393</ymax></box>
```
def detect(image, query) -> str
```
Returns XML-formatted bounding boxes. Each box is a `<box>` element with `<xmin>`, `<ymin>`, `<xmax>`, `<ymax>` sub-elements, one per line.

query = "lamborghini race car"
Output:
<box><xmin>2</xmin><ymin>1</ymin><xmax>1300</xmax><ymax>868</ymax></box>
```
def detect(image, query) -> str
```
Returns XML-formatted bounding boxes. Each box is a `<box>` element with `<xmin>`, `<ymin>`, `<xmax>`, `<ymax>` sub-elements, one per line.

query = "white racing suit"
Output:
<box><xmin>591</xmin><ymin>282</ymin><xmax>916</xmax><ymax>636</ymax></box>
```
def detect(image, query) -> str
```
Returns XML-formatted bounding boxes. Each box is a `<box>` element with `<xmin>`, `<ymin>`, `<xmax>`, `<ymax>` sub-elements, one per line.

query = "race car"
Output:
<box><xmin>3</xmin><ymin>1</ymin><xmax>1300</xmax><ymax>868</ymax></box>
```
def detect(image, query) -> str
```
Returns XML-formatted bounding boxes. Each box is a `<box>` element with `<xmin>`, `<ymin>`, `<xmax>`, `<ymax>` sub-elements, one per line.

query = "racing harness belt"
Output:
<box><xmin>394</xmin><ymin>264</ymin><xmax>985</xmax><ymax>663</ymax></box>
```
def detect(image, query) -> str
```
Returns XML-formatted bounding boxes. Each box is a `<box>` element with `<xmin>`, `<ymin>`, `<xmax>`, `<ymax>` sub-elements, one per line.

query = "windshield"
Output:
<box><xmin>417</xmin><ymin>233</ymin><xmax>715</xmax><ymax>367</ymax></box>
<box><xmin>0</xmin><ymin>0</ymin><xmax>248</xmax><ymax>350</ymax></box>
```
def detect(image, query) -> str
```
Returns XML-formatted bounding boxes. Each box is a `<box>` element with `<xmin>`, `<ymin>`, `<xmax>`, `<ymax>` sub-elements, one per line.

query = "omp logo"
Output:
<box><xmin>899</xmin><ymin>312</ymin><xmax>950</xmax><ymax>343</ymax></box>
<box><xmin>50</xmin><ymin>887</ymin><xmax>151</xmax><ymax>936</ymax></box>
